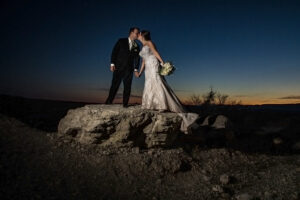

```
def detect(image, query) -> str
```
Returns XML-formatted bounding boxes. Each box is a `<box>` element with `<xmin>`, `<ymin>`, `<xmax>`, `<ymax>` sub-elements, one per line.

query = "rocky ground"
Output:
<box><xmin>0</xmin><ymin>95</ymin><xmax>299</xmax><ymax>200</ymax></box>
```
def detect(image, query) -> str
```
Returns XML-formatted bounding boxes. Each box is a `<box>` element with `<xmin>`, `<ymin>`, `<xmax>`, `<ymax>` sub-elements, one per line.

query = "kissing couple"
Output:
<box><xmin>105</xmin><ymin>27</ymin><xmax>199</xmax><ymax>134</ymax></box>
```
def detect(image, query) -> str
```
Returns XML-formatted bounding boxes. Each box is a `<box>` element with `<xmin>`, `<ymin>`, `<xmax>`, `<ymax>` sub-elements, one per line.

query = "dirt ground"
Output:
<box><xmin>0</xmin><ymin>113</ymin><xmax>299</xmax><ymax>200</ymax></box>
<box><xmin>0</xmin><ymin>95</ymin><xmax>299</xmax><ymax>199</ymax></box>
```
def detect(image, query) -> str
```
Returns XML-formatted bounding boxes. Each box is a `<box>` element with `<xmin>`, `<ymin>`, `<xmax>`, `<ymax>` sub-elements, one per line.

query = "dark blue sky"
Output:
<box><xmin>1</xmin><ymin>0</ymin><xmax>300</xmax><ymax>104</ymax></box>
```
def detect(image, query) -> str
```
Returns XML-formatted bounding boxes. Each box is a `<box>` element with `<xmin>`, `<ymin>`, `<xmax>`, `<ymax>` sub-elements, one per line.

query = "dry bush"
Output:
<box><xmin>217</xmin><ymin>93</ymin><xmax>229</xmax><ymax>105</ymax></box>
<box><xmin>185</xmin><ymin>87</ymin><xmax>242</xmax><ymax>106</ymax></box>
<box><xmin>202</xmin><ymin>87</ymin><xmax>217</xmax><ymax>105</ymax></box>
<box><xmin>185</xmin><ymin>94</ymin><xmax>202</xmax><ymax>105</ymax></box>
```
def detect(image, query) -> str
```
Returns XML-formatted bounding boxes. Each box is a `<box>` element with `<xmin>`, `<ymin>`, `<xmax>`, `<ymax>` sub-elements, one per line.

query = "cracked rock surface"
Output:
<box><xmin>58</xmin><ymin>104</ymin><xmax>182</xmax><ymax>148</ymax></box>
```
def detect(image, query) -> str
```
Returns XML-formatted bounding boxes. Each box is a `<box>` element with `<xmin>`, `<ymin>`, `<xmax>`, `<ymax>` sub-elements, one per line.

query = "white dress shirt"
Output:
<box><xmin>128</xmin><ymin>37</ymin><xmax>133</xmax><ymax>50</ymax></box>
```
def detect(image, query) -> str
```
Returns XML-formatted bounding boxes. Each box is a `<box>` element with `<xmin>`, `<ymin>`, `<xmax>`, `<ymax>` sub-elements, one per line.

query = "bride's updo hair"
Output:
<box><xmin>141</xmin><ymin>30</ymin><xmax>151</xmax><ymax>41</ymax></box>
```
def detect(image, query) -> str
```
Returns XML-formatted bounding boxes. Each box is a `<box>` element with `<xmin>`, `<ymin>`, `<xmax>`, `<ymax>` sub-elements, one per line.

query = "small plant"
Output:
<box><xmin>202</xmin><ymin>86</ymin><xmax>217</xmax><ymax>105</ymax></box>
<box><xmin>187</xmin><ymin>94</ymin><xmax>202</xmax><ymax>105</ymax></box>
<box><xmin>185</xmin><ymin>87</ymin><xmax>242</xmax><ymax>106</ymax></box>
<box><xmin>217</xmin><ymin>93</ymin><xmax>229</xmax><ymax>105</ymax></box>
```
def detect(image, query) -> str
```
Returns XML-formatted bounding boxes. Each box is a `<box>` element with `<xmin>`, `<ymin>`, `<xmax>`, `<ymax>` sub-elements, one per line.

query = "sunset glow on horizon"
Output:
<box><xmin>1</xmin><ymin>0</ymin><xmax>300</xmax><ymax>105</ymax></box>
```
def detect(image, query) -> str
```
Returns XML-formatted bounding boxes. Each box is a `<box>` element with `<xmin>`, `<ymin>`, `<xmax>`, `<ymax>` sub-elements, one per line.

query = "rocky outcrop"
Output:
<box><xmin>58</xmin><ymin>104</ymin><xmax>182</xmax><ymax>148</ymax></box>
<box><xmin>58</xmin><ymin>104</ymin><xmax>235</xmax><ymax>148</ymax></box>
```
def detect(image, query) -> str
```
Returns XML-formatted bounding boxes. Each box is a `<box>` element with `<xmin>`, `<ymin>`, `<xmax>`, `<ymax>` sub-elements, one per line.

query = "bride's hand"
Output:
<box><xmin>134</xmin><ymin>71</ymin><xmax>139</xmax><ymax>77</ymax></box>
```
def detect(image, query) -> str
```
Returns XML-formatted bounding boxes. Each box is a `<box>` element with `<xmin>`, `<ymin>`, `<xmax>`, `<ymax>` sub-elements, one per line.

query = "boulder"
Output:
<box><xmin>58</xmin><ymin>104</ymin><xmax>182</xmax><ymax>148</ymax></box>
<box><xmin>182</xmin><ymin>114</ymin><xmax>234</xmax><ymax>147</ymax></box>
<box><xmin>200</xmin><ymin>115</ymin><xmax>232</xmax><ymax>129</ymax></box>
<box><xmin>211</xmin><ymin>115</ymin><xmax>231</xmax><ymax>129</ymax></box>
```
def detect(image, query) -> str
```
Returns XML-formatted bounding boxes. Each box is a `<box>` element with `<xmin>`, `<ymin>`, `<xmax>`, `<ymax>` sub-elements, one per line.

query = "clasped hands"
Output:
<box><xmin>110</xmin><ymin>66</ymin><xmax>141</xmax><ymax>77</ymax></box>
<box><xmin>134</xmin><ymin>71</ymin><xmax>141</xmax><ymax>78</ymax></box>
<box><xmin>134</xmin><ymin>61</ymin><xmax>164</xmax><ymax>78</ymax></box>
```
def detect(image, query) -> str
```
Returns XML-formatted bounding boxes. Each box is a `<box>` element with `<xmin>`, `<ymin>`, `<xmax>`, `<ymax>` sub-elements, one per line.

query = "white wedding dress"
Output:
<box><xmin>139</xmin><ymin>45</ymin><xmax>200</xmax><ymax>134</ymax></box>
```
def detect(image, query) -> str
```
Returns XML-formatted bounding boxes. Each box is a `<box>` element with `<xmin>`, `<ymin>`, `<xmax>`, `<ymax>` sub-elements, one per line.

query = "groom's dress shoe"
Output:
<box><xmin>105</xmin><ymin>100</ymin><xmax>112</xmax><ymax>105</ymax></box>
<box><xmin>123</xmin><ymin>104</ymin><xmax>129</xmax><ymax>108</ymax></box>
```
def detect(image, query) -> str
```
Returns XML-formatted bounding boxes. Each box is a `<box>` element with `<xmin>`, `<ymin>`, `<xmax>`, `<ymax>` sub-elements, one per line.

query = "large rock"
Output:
<box><xmin>200</xmin><ymin>115</ymin><xmax>232</xmax><ymax>129</ymax></box>
<box><xmin>193</xmin><ymin>114</ymin><xmax>235</xmax><ymax>144</ymax></box>
<box><xmin>58</xmin><ymin>104</ymin><xmax>182</xmax><ymax>148</ymax></box>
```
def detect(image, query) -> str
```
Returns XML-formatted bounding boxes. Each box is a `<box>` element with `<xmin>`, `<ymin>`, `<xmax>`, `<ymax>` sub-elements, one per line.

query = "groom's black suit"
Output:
<box><xmin>105</xmin><ymin>38</ymin><xmax>140</xmax><ymax>106</ymax></box>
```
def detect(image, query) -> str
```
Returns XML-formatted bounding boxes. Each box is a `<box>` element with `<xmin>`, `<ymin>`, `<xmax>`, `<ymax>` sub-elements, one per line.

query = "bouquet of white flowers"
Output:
<box><xmin>159</xmin><ymin>61</ymin><xmax>176</xmax><ymax>76</ymax></box>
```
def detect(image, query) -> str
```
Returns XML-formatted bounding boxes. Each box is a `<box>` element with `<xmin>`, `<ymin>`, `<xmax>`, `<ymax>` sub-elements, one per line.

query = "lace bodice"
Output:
<box><xmin>139</xmin><ymin>45</ymin><xmax>160</xmax><ymax>75</ymax></box>
<box><xmin>139</xmin><ymin>45</ymin><xmax>156</xmax><ymax>59</ymax></box>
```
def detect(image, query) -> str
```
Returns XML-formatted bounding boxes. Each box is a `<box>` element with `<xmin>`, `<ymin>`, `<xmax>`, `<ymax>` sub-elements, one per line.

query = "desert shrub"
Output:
<box><xmin>184</xmin><ymin>87</ymin><xmax>242</xmax><ymax>106</ymax></box>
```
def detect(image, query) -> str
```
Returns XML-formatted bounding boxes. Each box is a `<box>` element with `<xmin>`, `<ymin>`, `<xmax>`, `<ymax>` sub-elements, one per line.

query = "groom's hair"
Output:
<box><xmin>129</xmin><ymin>27</ymin><xmax>140</xmax><ymax>34</ymax></box>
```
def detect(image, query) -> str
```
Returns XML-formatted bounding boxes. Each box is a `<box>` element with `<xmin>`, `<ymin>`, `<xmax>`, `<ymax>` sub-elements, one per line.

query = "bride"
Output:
<box><xmin>137</xmin><ymin>30</ymin><xmax>200</xmax><ymax>134</ymax></box>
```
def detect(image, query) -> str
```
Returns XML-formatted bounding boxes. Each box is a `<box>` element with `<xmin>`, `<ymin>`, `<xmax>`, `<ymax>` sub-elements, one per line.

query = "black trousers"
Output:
<box><xmin>105</xmin><ymin>68</ymin><xmax>133</xmax><ymax>105</ymax></box>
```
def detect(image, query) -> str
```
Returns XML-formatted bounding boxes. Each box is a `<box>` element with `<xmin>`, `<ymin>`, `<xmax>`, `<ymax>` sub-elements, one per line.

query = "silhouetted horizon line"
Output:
<box><xmin>1</xmin><ymin>93</ymin><xmax>300</xmax><ymax>107</ymax></box>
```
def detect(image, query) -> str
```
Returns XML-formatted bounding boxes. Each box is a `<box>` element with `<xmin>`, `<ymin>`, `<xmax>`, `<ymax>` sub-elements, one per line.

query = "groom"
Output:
<box><xmin>105</xmin><ymin>27</ymin><xmax>140</xmax><ymax>107</ymax></box>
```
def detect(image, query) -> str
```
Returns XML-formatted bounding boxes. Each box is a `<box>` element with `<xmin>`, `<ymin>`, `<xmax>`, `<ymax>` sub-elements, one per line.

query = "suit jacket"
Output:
<box><xmin>110</xmin><ymin>38</ymin><xmax>140</xmax><ymax>71</ymax></box>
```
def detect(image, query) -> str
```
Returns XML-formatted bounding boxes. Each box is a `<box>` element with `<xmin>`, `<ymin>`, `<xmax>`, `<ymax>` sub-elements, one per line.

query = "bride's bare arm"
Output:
<box><xmin>138</xmin><ymin>59</ymin><xmax>145</xmax><ymax>76</ymax></box>
<box><xmin>148</xmin><ymin>41</ymin><xmax>164</xmax><ymax>64</ymax></box>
